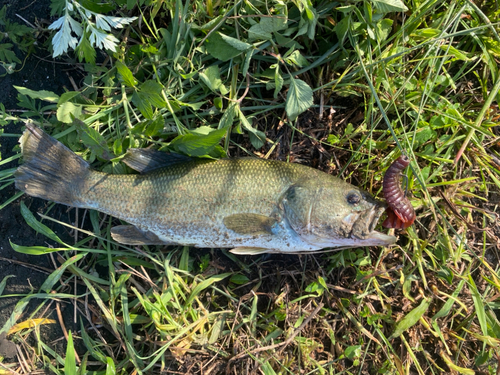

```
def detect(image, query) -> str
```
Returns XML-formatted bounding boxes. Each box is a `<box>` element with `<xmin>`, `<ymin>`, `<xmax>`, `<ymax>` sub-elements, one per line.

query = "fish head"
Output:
<box><xmin>282</xmin><ymin>178</ymin><xmax>396</xmax><ymax>249</ymax></box>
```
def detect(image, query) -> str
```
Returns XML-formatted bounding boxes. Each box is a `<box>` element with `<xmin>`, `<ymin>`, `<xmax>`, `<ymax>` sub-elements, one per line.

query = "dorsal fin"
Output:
<box><xmin>122</xmin><ymin>149</ymin><xmax>191</xmax><ymax>173</ymax></box>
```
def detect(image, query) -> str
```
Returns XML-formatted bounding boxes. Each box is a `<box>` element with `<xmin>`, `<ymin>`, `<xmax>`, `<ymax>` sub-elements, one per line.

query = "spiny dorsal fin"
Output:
<box><xmin>223</xmin><ymin>213</ymin><xmax>277</xmax><ymax>235</ymax></box>
<box><xmin>122</xmin><ymin>149</ymin><xmax>191</xmax><ymax>173</ymax></box>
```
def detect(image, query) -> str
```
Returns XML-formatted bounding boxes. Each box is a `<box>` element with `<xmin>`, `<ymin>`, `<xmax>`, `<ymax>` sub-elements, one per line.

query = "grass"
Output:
<box><xmin>0</xmin><ymin>0</ymin><xmax>500</xmax><ymax>373</ymax></box>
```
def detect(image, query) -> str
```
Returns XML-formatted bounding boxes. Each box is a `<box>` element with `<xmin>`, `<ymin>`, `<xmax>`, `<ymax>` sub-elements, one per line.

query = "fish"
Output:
<box><xmin>14</xmin><ymin>124</ymin><xmax>396</xmax><ymax>254</ymax></box>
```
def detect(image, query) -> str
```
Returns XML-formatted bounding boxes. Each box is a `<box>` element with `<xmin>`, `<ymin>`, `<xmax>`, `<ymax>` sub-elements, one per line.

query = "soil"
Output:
<box><xmin>0</xmin><ymin>0</ymin><xmax>86</xmax><ymax>363</ymax></box>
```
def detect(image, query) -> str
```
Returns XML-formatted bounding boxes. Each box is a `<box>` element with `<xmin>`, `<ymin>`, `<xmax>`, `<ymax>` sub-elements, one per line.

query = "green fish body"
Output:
<box><xmin>15</xmin><ymin>125</ymin><xmax>395</xmax><ymax>254</ymax></box>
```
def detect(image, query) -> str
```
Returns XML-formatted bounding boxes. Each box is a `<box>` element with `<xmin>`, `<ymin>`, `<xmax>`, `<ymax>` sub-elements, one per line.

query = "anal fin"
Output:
<box><xmin>111</xmin><ymin>225</ymin><xmax>166</xmax><ymax>245</ymax></box>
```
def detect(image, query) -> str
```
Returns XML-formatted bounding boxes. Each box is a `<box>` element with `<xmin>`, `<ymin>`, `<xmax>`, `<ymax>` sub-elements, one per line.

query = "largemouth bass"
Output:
<box><xmin>14</xmin><ymin>124</ymin><xmax>396</xmax><ymax>254</ymax></box>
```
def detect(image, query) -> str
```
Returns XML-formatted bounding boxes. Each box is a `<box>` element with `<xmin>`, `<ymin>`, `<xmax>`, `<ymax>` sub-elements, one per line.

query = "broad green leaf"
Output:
<box><xmin>285</xmin><ymin>77</ymin><xmax>313</xmax><ymax>121</ymax></box>
<box><xmin>169</xmin><ymin>127</ymin><xmax>227</xmax><ymax>157</ymax></box>
<box><xmin>206</xmin><ymin>32</ymin><xmax>252</xmax><ymax>62</ymax></box>
<box><xmin>305</xmin><ymin>279</ymin><xmax>326</xmax><ymax>296</ymax></box>
<box><xmin>248</xmin><ymin>16</ymin><xmax>288</xmax><ymax>41</ymax></box>
<box><xmin>219</xmin><ymin>33</ymin><xmax>252</xmax><ymax>51</ymax></box>
<box><xmin>229</xmin><ymin>274</ymin><xmax>250</xmax><ymax>285</ymax></box>
<box><xmin>376</xmin><ymin>19</ymin><xmax>393</xmax><ymax>41</ymax></box>
<box><xmin>140</xmin><ymin>80</ymin><xmax>166</xmax><ymax>107</ymax></box>
<box><xmin>345</xmin><ymin>345</ymin><xmax>362</xmax><ymax>359</ymax></box>
<box><xmin>57</xmin><ymin>102</ymin><xmax>82</xmax><ymax>123</ymax></box>
<box><xmin>194</xmin><ymin>15</ymin><xmax>224</xmax><ymax>32</ymax></box>
<box><xmin>132</xmin><ymin>91</ymin><xmax>153</xmax><ymax>119</ymax></box>
<box><xmin>334</xmin><ymin>17</ymin><xmax>350</xmax><ymax>43</ymax></box>
<box><xmin>74</xmin><ymin>119</ymin><xmax>113</xmax><ymax>160</ymax></box>
<box><xmin>131</xmin><ymin>80</ymin><xmax>166</xmax><ymax>120</ymax></box>
<box><xmin>265</xmin><ymin>65</ymin><xmax>284</xmax><ymax>99</ymax></box>
<box><xmin>14</xmin><ymin>86</ymin><xmax>59</xmax><ymax>103</ymax></box>
<box><xmin>64</xmin><ymin>331</ymin><xmax>77</xmax><ymax>375</ymax></box>
<box><xmin>242</xmin><ymin>48</ymin><xmax>254</xmax><ymax>76</ymax></box>
<box><xmin>305</xmin><ymin>8</ymin><xmax>318</xmax><ymax>39</ymax></box>
<box><xmin>199</xmin><ymin>65</ymin><xmax>228</xmax><ymax>95</ymax></box>
<box><xmin>218</xmin><ymin>102</ymin><xmax>238</xmax><ymax>129</ymax></box>
<box><xmin>176</xmin><ymin>100</ymin><xmax>205</xmax><ymax>111</ymax></box>
<box><xmin>274</xmin><ymin>33</ymin><xmax>302</xmax><ymax>49</ymax></box>
<box><xmin>414</xmin><ymin>127</ymin><xmax>436</xmax><ymax>147</ymax></box>
<box><xmin>75</xmin><ymin>29</ymin><xmax>96</xmax><ymax>63</ymax></box>
<box><xmin>20</xmin><ymin>201</ymin><xmax>64</xmax><ymax>245</ymax></box>
<box><xmin>115</xmin><ymin>60</ymin><xmax>137</xmax><ymax>87</ymax></box>
<box><xmin>284</xmin><ymin>50</ymin><xmax>309</xmax><ymax>67</ymax></box>
<box><xmin>0</xmin><ymin>44</ymin><xmax>21</xmax><ymax>64</ymax></box>
<box><xmin>238</xmin><ymin>108</ymin><xmax>266</xmax><ymax>148</ymax></box>
<box><xmin>58</xmin><ymin>91</ymin><xmax>82</xmax><ymax>105</ymax></box>
<box><xmin>144</xmin><ymin>117</ymin><xmax>165</xmax><ymax>137</ymax></box>
<box><xmin>371</xmin><ymin>0</ymin><xmax>408</xmax><ymax>13</ymax></box>
<box><xmin>389</xmin><ymin>297</ymin><xmax>431</xmax><ymax>339</ymax></box>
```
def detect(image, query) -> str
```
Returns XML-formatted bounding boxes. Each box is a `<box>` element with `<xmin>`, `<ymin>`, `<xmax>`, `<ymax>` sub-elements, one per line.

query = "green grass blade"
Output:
<box><xmin>0</xmin><ymin>275</ymin><xmax>15</xmax><ymax>296</ymax></box>
<box><xmin>389</xmin><ymin>297</ymin><xmax>431</xmax><ymax>340</ymax></box>
<box><xmin>20</xmin><ymin>201</ymin><xmax>66</xmax><ymax>245</ymax></box>
<box><xmin>64</xmin><ymin>330</ymin><xmax>77</xmax><ymax>375</ymax></box>
<box><xmin>468</xmin><ymin>274</ymin><xmax>488</xmax><ymax>340</ymax></box>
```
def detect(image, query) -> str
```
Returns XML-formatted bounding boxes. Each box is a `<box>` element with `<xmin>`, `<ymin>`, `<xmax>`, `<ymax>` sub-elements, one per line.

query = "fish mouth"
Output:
<box><xmin>351</xmin><ymin>203</ymin><xmax>396</xmax><ymax>246</ymax></box>
<box><xmin>368</xmin><ymin>204</ymin><xmax>386</xmax><ymax>232</ymax></box>
<box><xmin>367</xmin><ymin>204</ymin><xmax>396</xmax><ymax>245</ymax></box>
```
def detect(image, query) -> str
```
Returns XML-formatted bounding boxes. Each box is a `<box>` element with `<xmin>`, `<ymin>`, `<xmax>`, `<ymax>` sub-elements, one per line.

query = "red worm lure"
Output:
<box><xmin>382</xmin><ymin>155</ymin><xmax>416</xmax><ymax>229</ymax></box>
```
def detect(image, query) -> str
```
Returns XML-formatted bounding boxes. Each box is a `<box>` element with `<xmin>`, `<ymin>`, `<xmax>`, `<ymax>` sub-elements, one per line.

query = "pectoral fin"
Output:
<box><xmin>111</xmin><ymin>225</ymin><xmax>166</xmax><ymax>245</ymax></box>
<box><xmin>223</xmin><ymin>213</ymin><xmax>277</xmax><ymax>235</ymax></box>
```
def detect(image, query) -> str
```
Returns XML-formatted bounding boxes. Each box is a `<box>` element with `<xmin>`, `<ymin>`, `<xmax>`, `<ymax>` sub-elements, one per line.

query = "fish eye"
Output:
<box><xmin>346</xmin><ymin>191</ymin><xmax>361</xmax><ymax>205</ymax></box>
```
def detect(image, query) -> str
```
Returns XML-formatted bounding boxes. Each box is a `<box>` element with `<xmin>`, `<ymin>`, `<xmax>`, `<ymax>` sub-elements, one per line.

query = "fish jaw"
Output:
<box><xmin>291</xmin><ymin>204</ymin><xmax>396</xmax><ymax>251</ymax></box>
<box><xmin>341</xmin><ymin>204</ymin><xmax>397</xmax><ymax>246</ymax></box>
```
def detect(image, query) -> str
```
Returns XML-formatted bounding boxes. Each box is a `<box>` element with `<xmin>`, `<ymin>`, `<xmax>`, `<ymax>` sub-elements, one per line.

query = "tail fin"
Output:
<box><xmin>14</xmin><ymin>124</ymin><xmax>89</xmax><ymax>207</ymax></box>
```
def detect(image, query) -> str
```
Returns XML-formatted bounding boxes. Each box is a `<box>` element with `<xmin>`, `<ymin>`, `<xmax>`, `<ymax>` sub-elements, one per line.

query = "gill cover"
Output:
<box><xmin>281</xmin><ymin>179</ymin><xmax>380</xmax><ymax>245</ymax></box>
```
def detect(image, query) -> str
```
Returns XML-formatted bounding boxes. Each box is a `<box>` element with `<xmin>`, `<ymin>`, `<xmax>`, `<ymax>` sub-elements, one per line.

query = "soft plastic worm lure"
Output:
<box><xmin>382</xmin><ymin>155</ymin><xmax>416</xmax><ymax>229</ymax></box>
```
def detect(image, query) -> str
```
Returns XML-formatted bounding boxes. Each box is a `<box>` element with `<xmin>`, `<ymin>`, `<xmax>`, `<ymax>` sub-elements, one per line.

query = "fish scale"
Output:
<box><xmin>80</xmin><ymin>159</ymin><xmax>306</xmax><ymax>236</ymax></box>
<box><xmin>14</xmin><ymin>124</ymin><xmax>396</xmax><ymax>254</ymax></box>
